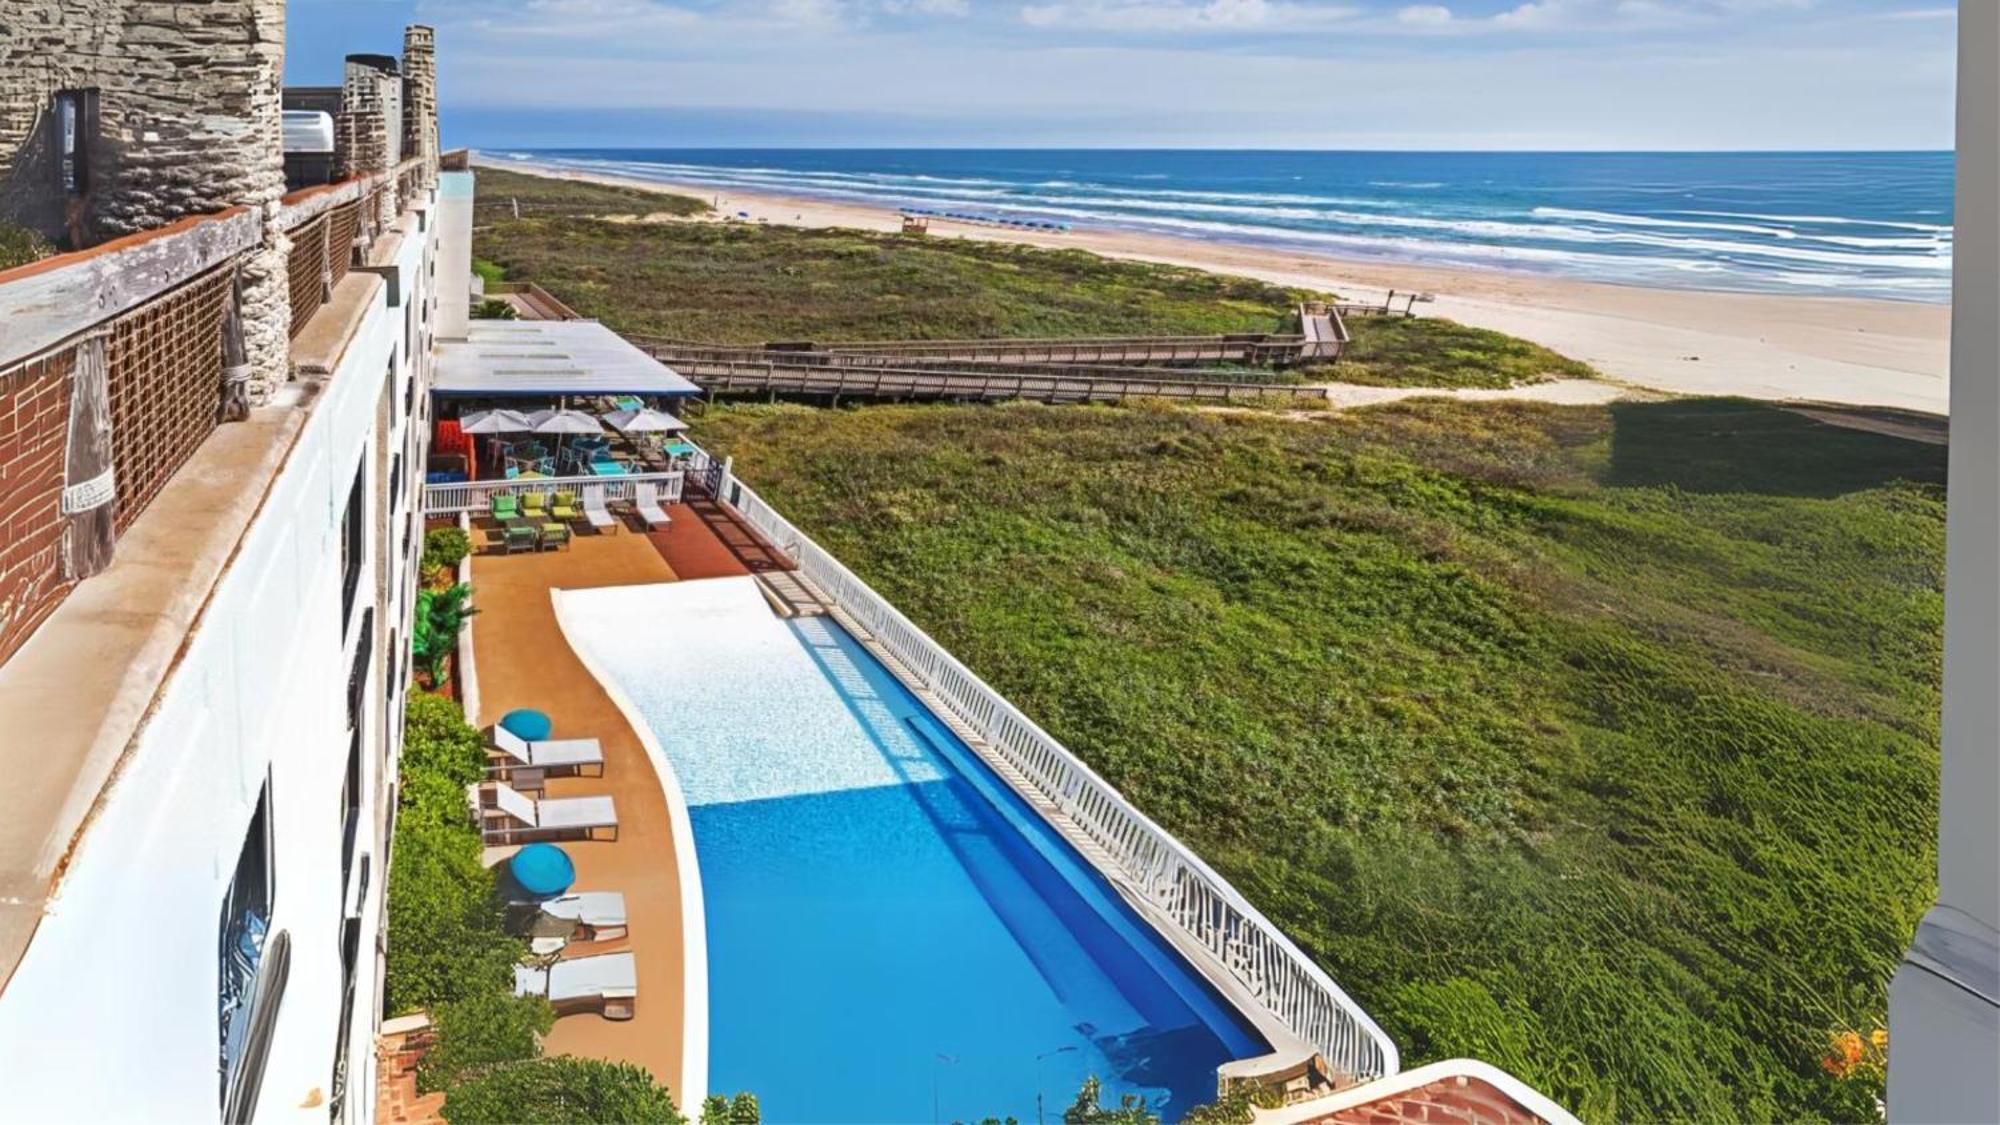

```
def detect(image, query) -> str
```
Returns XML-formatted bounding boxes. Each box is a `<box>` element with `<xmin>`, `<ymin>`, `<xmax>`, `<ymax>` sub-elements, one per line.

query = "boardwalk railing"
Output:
<box><xmin>705</xmin><ymin>452</ymin><xmax>1399</xmax><ymax>1086</ymax></box>
<box><xmin>672</xmin><ymin>360</ymin><xmax>1332</xmax><ymax>406</ymax></box>
<box><xmin>421</xmin><ymin>471</ymin><xmax>684</xmax><ymax>515</ymax></box>
<box><xmin>629</xmin><ymin>331</ymin><xmax>1312</xmax><ymax>368</ymax></box>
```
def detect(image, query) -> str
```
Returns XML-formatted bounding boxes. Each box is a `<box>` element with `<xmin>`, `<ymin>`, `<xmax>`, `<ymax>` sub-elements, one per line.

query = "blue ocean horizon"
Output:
<box><xmin>497</xmin><ymin>148</ymin><xmax>1954</xmax><ymax>303</ymax></box>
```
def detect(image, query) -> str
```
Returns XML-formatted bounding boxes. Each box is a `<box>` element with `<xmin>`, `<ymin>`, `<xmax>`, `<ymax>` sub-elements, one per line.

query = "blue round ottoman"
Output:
<box><xmin>500</xmin><ymin>708</ymin><xmax>552</xmax><ymax>741</ymax></box>
<box><xmin>510</xmin><ymin>843</ymin><xmax>576</xmax><ymax>898</ymax></box>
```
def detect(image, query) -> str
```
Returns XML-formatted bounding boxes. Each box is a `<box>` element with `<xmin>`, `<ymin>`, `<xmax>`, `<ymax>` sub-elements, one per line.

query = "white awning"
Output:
<box><xmin>433</xmin><ymin>321</ymin><xmax>700</xmax><ymax>398</ymax></box>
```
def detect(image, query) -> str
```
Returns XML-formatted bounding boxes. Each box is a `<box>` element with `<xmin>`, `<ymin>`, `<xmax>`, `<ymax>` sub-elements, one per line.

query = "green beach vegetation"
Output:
<box><xmin>691</xmin><ymin>397</ymin><xmax>1943</xmax><ymax>1123</ymax></box>
<box><xmin>472</xmin><ymin>168</ymin><xmax>1590</xmax><ymax>390</ymax></box>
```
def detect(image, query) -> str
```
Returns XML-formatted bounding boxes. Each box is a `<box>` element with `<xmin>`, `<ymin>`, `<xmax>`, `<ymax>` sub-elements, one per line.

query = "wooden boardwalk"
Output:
<box><xmin>673</xmin><ymin>358</ymin><xmax>1332</xmax><ymax>405</ymax></box>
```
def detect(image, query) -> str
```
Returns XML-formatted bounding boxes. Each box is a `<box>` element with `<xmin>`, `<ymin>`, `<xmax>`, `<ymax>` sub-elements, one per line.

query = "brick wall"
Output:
<box><xmin>0</xmin><ymin>351</ymin><xmax>76</xmax><ymax>664</ymax></box>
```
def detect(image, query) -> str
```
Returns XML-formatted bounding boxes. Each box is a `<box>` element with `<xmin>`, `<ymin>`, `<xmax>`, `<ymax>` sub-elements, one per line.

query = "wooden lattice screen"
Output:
<box><xmin>327</xmin><ymin>200</ymin><xmax>361</xmax><ymax>290</ymax></box>
<box><xmin>106</xmin><ymin>267</ymin><xmax>233</xmax><ymax>532</ymax></box>
<box><xmin>287</xmin><ymin>214</ymin><xmax>328</xmax><ymax>339</ymax></box>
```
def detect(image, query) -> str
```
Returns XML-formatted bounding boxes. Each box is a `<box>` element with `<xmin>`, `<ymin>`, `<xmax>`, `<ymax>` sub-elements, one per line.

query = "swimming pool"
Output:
<box><xmin>558</xmin><ymin>577</ymin><xmax>1266</xmax><ymax>1123</ymax></box>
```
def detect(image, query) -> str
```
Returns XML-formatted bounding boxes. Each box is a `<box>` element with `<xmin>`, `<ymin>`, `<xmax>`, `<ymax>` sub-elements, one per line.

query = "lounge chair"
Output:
<box><xmin>505</xmin><ymin>525</ymin><xmax>538</xmax><ymax>554</ymax></box>
<box><xmin>491</xmin><ymin>723</ymin><xmax>604</xmax><ymax>777</ymax></box>
<box><xmin>521</xmin><ymin>491</ymin><xmax>549</xmax><ymax>520</ymax></box>
<box><xmin>491</xmin><ymin>494</ymin><xmax>519</xmax><ymax>522</ymax></box>
<box><xmin>473</xmin><ymin>781</ymin><xmax>618</xmax><ymax>845</ymax></box>
<box><xmin>539</xmin><ymin>892</ymin><xmax>629</xmax><ymax>942</ymax></box>
<box><xmin>582</xmin><ymin>485</ymin><xmax>617</xmax><ymax>534</ymax></box>
<box><xmin>540</xmin><ymin>522</ymin><xmax>571</xmax><ymax>551</ymax></box>
<box><xmin>552</xmin><ymin>491</ymin><xmax>579</xmax><ymax>520</ymax></box>
<box><xmin>514</xmin><ymin>952</ymin><xmax>637</xmax><ymax>1020</ymax></box>
<box><xmin>635</xmin><ymin>481</ymin><xmax>672</xmax><ymax>530</ymax></box>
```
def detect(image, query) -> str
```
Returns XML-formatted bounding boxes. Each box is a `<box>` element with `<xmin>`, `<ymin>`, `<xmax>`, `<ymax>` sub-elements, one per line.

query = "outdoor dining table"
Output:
<box><xmin>589</xmin><ymin>461</ymin><xmax>631</xmax><ymax>476</ymax></box>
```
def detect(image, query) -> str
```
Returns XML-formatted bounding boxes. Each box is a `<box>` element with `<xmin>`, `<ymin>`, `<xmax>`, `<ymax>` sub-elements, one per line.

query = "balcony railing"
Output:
<box><xmin>421</xmin><ymin>471</ymin><xmax>685</xmax><ymax>515</ymax></box>
<box><xmin>704</xmin><ymin>447</ymin><xmax>1399</xmax><ymax>1086</ymax></box>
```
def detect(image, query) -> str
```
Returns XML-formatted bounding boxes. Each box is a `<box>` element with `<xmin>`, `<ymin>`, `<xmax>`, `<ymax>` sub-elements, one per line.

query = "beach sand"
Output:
<box><xmin>477</xmin><ymin>156</ymin><xmax>1953</xmax><ymax>416</ymax></box>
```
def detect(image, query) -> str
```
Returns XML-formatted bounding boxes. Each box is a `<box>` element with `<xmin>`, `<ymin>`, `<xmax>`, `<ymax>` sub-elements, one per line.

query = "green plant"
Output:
<box><xmin>423</xmin><ymin>526</ymin><xmax>475</xmax><ymax>577</ymax></box>
<box><xmin>441</xmin><ymin>1057</ymin><xmax>687</xmax><ymax>1124</ymax></box>
<box><xmin>1180</xmin><ymin>1084</ymin><xmax>1283</xmax><ymax>1124</ymax></box>
<box><xmin>418</xmin><ymin>992</ymin><xmax>556</xmax><ymax>1094</ymax></box>
<box><xmin>472</xmin><ymin>257</ymin><xmax>508</xmax><ymax>287</ymax></box>
<box><xmin>0</xmin><ymin>221</ymin><xmax>53</xmax><ymax>271</ymax></box>
<box><xmin>473</xmin><ymin>298</ymin><xmax>518</xmax><ymax>320</ymax></box>
<box><xmin>699</xmin><ymin>1091</ymin><xmax>762</xmax><ymax>1124</ymax></box>
<box><xmin>412</xmin><ymin>583</ymin><xmax>479</xmax><ymax>684</ymax></box>
<box><xmin>1061</xmin><ymin>1077</ymin><xmax>1157</xmax><ymax>1125</ymax></box>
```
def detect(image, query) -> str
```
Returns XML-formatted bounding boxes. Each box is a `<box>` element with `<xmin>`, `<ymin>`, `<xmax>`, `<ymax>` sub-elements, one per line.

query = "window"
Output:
<box><xmin>54</xmin><ymin>90</ymin><xmax>98</xmax><ymax>196</ymax></box>
<box><xmin>346</xmin><ymin>608</ymin><xmax>374</xmax><ymax>736</ymax></box>
<box><xmin>340</xmin><ymin>464</ymin><xmax>365</xmax><ymax>627</ymax></box>
<box><xmin>220</xmin><ymin>782</ymin><xmax>285</xmax><ymax>1121</ymax></box>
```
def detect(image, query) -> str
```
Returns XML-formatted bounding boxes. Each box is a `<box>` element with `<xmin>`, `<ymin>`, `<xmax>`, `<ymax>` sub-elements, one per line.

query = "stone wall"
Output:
<box><xmin>0</xmin><ymin>352</ymin><xmax>76</xmax><ymax>665</ymax></box>
<box><xmin>0</xmin><ymin>0</ymin><xmax>287</xmax><ymax>247</ymax></box>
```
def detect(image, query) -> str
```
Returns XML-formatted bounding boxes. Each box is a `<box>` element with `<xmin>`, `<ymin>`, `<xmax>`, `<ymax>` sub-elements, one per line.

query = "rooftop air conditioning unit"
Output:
<box><xmin>283</xmin><ymin>110</ymin><xmax>336</xmax><ymax>191</ymax></box>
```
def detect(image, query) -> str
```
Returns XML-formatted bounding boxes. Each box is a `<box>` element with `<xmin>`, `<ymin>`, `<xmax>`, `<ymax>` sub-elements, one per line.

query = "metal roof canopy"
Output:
<box><xmin>433</xmin><ymin>321</ymin><xmax>701</xmax><ymax>398</ymax></box>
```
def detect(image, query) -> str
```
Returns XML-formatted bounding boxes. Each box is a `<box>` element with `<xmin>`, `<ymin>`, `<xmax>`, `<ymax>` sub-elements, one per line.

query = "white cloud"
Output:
<box><xmin>879</xmin><ymin>0</ymin><xmax>972</xmax><ymax>13</ymax></box>
<box><xmin>1396</xmin><ymin>4</ymin><xmax>1452</xmax><ymax>25</ymax></box>
<box><xmin>1018</xmin><ymin>0</ymin><xmax>1356</xmax><ymax>32</ymax></box>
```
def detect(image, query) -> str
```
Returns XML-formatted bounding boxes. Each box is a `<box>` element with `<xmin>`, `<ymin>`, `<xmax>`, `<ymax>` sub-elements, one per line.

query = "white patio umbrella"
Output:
<box><xmin>458</xmin><ymin>408</ymin><xmax>533</xmax><ymax>434</ymax></box>
<box><xmin>457</xmin><ymin>409</ymin><xmax>534</xmax><ymax>479</ymax></box>
<box><xmin>529</xmin><ymin>408</ymin><xmax>605</xmax><ymax>470</ymax></box>
<box><xmin>602</xmin><ymin>408</ymin><xmax>688</xmax><ymax>434</ymax></box>
<box><xmin>528</xmin><ymin>408</ymin><xmax>605</xmax><ymax>435</ymax></box>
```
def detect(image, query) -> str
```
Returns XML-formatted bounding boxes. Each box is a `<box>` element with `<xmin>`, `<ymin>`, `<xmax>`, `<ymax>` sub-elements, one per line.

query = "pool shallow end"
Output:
<box><xmin>550</xmin><ymin>585</ymin><xmax>712</xmax><ymax>1112</ymax></box>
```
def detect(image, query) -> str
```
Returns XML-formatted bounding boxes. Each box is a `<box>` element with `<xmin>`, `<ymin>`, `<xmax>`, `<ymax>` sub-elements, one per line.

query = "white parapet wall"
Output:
<box><xmin>437</xmin><ymin>169</ymin><xmax>475</xmax><ymax>340</ymax></box>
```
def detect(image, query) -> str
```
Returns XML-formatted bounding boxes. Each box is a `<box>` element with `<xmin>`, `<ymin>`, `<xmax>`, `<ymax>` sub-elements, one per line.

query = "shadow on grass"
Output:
<box><xmin>1604</xmin><ymin>398</ymin><xmax>1947</xmax><ymax>497</ymax></box>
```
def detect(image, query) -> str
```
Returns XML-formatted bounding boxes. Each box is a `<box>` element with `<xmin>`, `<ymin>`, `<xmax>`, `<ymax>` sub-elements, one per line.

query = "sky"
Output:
<box><xmin>286</xmin><ymin>0</ymin><xmax>1959</xmax><ymax>150</ymax></box>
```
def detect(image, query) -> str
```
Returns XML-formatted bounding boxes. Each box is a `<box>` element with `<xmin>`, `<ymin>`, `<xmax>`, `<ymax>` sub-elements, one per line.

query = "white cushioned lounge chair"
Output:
<box><xmin>514</xmin><ymin>952</ymin><xmax>637</xmax><ymax>1020</ymax></box>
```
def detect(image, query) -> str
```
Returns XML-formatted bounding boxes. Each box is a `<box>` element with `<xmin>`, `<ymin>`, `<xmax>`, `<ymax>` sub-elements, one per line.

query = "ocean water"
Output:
<box><xmin>504</xmin><ymin>148</ymin><xmax>1954</xmax><ymax>302</ymax></box>
<box><xmin>559</xmin><ymin>578</ymin><xmax>1265</xmax><ymax>1123</ymax></box>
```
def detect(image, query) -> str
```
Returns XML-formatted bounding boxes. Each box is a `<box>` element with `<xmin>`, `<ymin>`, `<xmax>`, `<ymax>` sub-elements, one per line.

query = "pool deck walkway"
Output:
<box><xmin>469</xmin><ymin>530</ymin><xmax>694</xmax><ymax>1099</ymax></box>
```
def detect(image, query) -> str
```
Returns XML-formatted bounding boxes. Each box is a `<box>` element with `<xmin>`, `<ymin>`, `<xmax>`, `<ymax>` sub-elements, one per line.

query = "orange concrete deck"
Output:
<box><xmin>470</xmin><ymin>531</ymin><xmax>691</xmax><ymax>1098</ymax></box>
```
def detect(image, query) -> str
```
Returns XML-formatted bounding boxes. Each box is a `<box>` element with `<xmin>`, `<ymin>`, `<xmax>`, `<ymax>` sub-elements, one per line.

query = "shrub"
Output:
<box><xmin>700</xmin><ymin>1092</ymin><xmax>761</xmax><ymax>1124</ymax></box>
<box><xmin>418</xmin><ymin>992</ymin><xmax>556</xmax><ymax>1094</ymax></box>
<box><xmin>0</xmin><ymin>222</ymin><xmax>52</xmax><ymax>271</ymax></box>
<box><xmin>441</xmin><ymin>1057</ymin><xmax>687</xmax><ymax>1124</ymax></box>
<box><xmin>402</xmin><ymin>692</ymin><xmax>487</xmax><ymax>789</ymax></box>
<box><xmin>383</xmin><ymin>817</ymin><xmax>523</xmax><ymax>1014</ymax></box>
<box><xmin>1062</xmin><ymin>1077</ymin><xmax>1157</xmax><ymax>1125</ymax></box>
<box><xmin>474</xmin><ymin>298</ymin><xmax>518</xmax><ymax>320</ymax></box>
<box><xmin>423</xmin><ymin>526</ymin><xmax>474</xmax><ymax>582</ymax></box>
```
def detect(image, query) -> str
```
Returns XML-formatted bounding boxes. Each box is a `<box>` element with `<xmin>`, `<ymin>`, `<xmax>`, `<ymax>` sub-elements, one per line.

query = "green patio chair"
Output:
<box><xmin>540</xmin><ymin>523</ymin><xmax>571</xmax><ymax>551</ymax></box>
<box><xmin>521</xmin><ymin>491</ymin><xmax>550</xmax><ymax>519</ymax></box>
<box><xmin>491</xmin><ymin>494</ymin><xmax>519</xmax><ymax>522</ymax></box>
<box><xmin>506</xmin><ymin>525</ymin><xmax>538</xmax><ymax>554</ymax></box>
<box><xmin>552</xmin><ymin>491</ymin><xmax>579</xmax><ymax>520</ymax></box>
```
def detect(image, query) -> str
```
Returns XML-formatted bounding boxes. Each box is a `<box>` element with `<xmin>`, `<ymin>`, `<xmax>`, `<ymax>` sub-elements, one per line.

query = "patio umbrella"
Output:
<box><xmin>603</xmin><ymin>407</ymin><xmax>688</xmax><ymax>434</ymax></box>
<box><xmin>509</xmin><ymin>843</ymin><xmax>576</xmax><ymax>899</ymax></box>
<box><xmin>528</xmin><ymin>408</ymin><xmax>604</xmax><ymax>435</ymax></box>
<box><xmin>459</xmin><ymin>409</ymin><xmax>536</xmax><ymax>480</ymax></box>
<box><xmin>529</xmin><ymin>408</ymin><xmax>605</xmax><ymax>469</ymax></box>
<box><xmin>459</xmin><ymin>408</ymin><xmax>534</xmax><ymax>434</ymax></box>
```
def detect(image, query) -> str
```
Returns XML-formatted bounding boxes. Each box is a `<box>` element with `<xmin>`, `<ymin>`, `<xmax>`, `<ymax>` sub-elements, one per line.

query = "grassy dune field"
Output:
<box><xmin>692</xmin><ymin>399</ymin><xmax>1942</xmax><ymax>1123</ymax></box>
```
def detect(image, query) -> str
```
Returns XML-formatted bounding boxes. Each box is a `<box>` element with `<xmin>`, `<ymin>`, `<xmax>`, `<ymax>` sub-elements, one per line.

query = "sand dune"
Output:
<box><xmin>477</xmin><ymin>155</ymin><xmax>1952</xmax><ymax>416</ymax></box>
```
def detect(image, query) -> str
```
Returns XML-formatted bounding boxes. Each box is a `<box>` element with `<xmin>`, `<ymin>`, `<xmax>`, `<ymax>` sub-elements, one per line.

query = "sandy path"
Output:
<box><xmin>477</xmin><ymin>155</ymin><xmax>1951</xmax><ymax>416</ymax></box>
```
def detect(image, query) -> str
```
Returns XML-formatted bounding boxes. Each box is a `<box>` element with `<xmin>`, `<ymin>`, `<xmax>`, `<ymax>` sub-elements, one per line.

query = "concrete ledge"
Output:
<box><xmin>293</xmin><ymin>272</ymin><xmax>386</xmax><ymax>380</ymax></box>
<box><xmin>0</xmin><ymin>397</ymin><xmax>311</xmax><ymax>988</ymax></box>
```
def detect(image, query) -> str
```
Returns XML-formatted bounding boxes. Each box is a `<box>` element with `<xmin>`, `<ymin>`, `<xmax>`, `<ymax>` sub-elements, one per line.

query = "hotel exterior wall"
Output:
<box><xmin>0</xmin><ymin>208</ymin><xmax>434</xmax><ymax>1123</ymax></box>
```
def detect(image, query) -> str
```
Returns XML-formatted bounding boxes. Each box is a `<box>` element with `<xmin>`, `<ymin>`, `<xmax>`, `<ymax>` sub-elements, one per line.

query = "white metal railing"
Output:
<box><xmin>421</xmin><ymin>471</ymin><xmax>684</xmax><ymax>515</ymax></box>
<box><xmin>709</xmin><ymin>454</ymin><xmax>1399</xmax><ymax>1085</ymax></box>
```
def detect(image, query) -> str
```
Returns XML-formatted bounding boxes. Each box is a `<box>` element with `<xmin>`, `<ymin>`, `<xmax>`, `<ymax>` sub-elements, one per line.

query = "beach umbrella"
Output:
<box><xmin>603</xmin><ymin>407</ymin><xmax>688</xmax><ymax>434</ymax></box>
<box><xmin>459</xmin><ymin>408</ymin><xmax>533</xmax><ymax>434</ymax></box>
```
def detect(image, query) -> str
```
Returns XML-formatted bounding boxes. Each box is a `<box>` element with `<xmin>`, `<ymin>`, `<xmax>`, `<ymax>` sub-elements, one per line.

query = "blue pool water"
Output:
<box><xmin>561</xmin><ymin>579</ymin><xmax>1264</xmax><ymax>1123</ymax></box>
